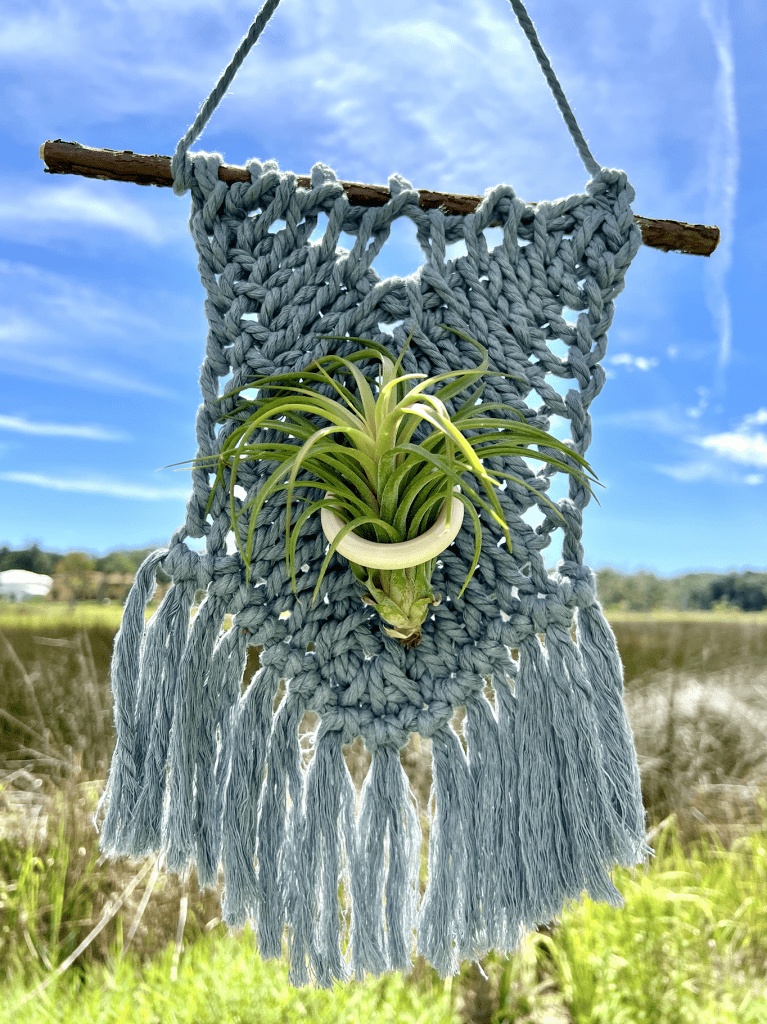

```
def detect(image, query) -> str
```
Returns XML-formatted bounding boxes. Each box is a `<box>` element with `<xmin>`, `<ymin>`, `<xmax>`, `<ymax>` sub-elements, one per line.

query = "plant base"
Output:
<box><xmin>351</xmin><ymin>560</ymin><xmax>441</xmax><ymax>647</ymax></box>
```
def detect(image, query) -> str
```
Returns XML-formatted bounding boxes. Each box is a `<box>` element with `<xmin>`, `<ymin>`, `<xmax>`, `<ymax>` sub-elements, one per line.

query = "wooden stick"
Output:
<box><xmin>39</xmin><ymin>139</ymin><xmax>720</xmax><ymax>257</ymax></box>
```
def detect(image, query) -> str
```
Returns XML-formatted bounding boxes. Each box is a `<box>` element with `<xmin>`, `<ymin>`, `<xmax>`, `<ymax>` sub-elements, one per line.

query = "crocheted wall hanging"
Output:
<box><xmin>93</xmin><ymin>0</ymin><xmax>655</xmax><ymax>988</ymax></box>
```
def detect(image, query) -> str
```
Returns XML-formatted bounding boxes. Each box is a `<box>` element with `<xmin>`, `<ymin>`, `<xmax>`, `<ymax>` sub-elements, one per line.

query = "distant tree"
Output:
<box><xmin>0</xmin><ymin>543</ymin><xmax>60</xmax><ymax>575</ymax></box>
<box><xmin>58</xmin><ymin>551</ymin><xmax>96</xmax><ymax>603</ymax></box>
<box><xmin>675</xmin><ymin>575</ymin><xmax>714</xmax><ymax>610</ymax></box>
<box><xmin>0</xmin><ymin>543</ymin><xmax>168</xmax><ymax>584</ymax></box>
<box><xmin>94</xmin><ymin>547</ymin><xmax>157</xmax><ymax>574</ymax></box>
<box><xmin>595</xmin><ymin>568</ymin><xmax>629</xmax><ymax>608</ymax></box>
<box><xmin>595</xmin><ymin>568</ymin><xmax>664</xmax><ymax>610</ymax></box>
<box><xmin>623</xmin><ymin>570</ymin><xmax>664</xmax><ymax>612</ymax></box>
<box><xmin>95</xmin><ymin>551</ymin><xmax>139</xmax><ymax>574</ymax></box>
<box><xmin>709</xmin><ymin>571</ymin><xmax>767</xmax><ymax>612</ymax></box>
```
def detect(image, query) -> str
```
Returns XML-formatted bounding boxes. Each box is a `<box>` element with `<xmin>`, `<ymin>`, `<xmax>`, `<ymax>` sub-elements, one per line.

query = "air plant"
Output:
<box><xmin>193</xmin><ymin>325</ymin><xmax>600</xmax><ymax>647</ymax></box>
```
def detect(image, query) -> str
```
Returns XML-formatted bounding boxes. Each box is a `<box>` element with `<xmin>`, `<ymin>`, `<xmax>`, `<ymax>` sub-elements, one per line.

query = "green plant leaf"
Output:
<box><xmin>310</xmin><ymin>512</ymin><xmax>400</xmax><ymax>604</ymax></box>
<box><xmin>396</xmin><ymin>472</ymin><xmax>446</xmax><ymax>540</ymax></box>
<box><xmin>303</xmin><ymin>353</ymin><xmax>377</xmax><ymax>423</ymax></box>
<box><xmin>378</xmin><ymin>449</ymin><xmax>437</xmax><ymax>526</ymax></box>
<box><xmin>283</xmin><ymin>495</ymin><xmax>393</xmax><ymax>602</ymax></box>
<box><xmin>281</xmin><ymin>423</ymin><xmax>386</xmax><ymax>585</ymax></box>
<box><xmin>407</xmin><ymin>485</ymin><xmax>453</xmax><ymax>539</ymax></box>
<box><xmin>389</xmin><ymin>440</ymin><xmax>513</xmax><ymax>549</ymax></box>
<box><xmin>450</xmin><ymin>492</ymin><xmax>484</xmax><ymax>599</ymax></box>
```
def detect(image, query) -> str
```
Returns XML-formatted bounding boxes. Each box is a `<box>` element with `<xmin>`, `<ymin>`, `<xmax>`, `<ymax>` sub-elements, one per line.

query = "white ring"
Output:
<box><xmin>320</xmin><ymin>486</ymin><xmax>464</xmax><ymax>570</ymax></box>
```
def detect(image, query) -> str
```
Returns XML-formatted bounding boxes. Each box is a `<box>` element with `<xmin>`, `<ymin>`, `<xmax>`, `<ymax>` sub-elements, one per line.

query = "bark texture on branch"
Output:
<box><xmin>39</xmin><ymin>139</ymin><xmax>720</xmax><ymax>257</ymax></box>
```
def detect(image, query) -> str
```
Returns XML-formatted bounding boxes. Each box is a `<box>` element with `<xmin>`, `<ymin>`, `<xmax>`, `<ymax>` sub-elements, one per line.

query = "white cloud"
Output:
<box><xmin>654</xmin><ymin>458</ymin><xmax>764</xmax><ymax>486</ymax></box>
<box><xmin>655</xmin><ymin>406</ymin><xmax>767</xmax><ymax>484</ymax></box>
<box><xmin>693</xmin><ymin>429</ymin><xmax>767</xmax><ymax>468</ymax></box>
<box><xmin>595</xmin><ymin>407</ymin><xmax>687</xmax><ymax>435</ymax></box>
<box><xmin>742</xmin><ymin>408</ymin><xmax>767</xmax><ymax>428</ymax></box>
<box><xmin>691</xmin><ymin>407</ymin><xmax>767</xmax><ymax>468</ymax></box>
<box><xmin>0</xmin><ymin>184</ymin><xmax>166</xmax><ymax>245</ymax></box>
<box><xmin>4</xmin><ymin>352</ymin><xmax>178</xmax><ymax>399</ymax></box>
<box><xmin>0</xmin><ymin>7</ymin><xmax>79</xmax><ymax>58</ymax></box>
<box><xmin>654</xmin><ymin>459</ymin><xmax>723</xmax><ymax>483</ymax></box>
<box><xmin>685</xmin><ymin>386</ymin><xmax>709</xmax><ymax>419</ymax></box>
<box><xmin>0</xmin><ymin>259</ymin><xmax>153</xmax><ymax>332</ymax></box>
<box><xmin>0</xmin><ymin>326</ymin><xmax>177</xmax><ymax>398</ymax></box>
<box><xmin>0</xmin><ymin>471</ymin><xmax>189</xmax><ymax>501</ymax></box>
<box><xmin>0</xmin><ymin>260</ymin><xmax>183</xmax><ymax>397</ymax></box>
<box><xmin>598</xmin><ymin>403</ymin><xmax>767</xmax><ymax>486</ymax></box>
<box><xmin>608</xmin><ymin>353</ymin><xmax>659</xmax><ymax>372</ymax></box>
<box><xmin>0</xmin><ymin>414</ymin><xmax>128</xmax><ymax>441</ymax></box>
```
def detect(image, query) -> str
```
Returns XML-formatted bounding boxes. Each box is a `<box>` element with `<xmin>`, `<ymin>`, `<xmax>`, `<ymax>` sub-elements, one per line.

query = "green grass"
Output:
<box><xmin>2</xmin><ymin>809</ymin><xmax>766</xmax><ymax>1024</ymax></box>
<box><xmin>0</xmin><ymin>925</ymin><xmax>458</xmax><ymax>1024</ymax></box>
<box><xmin>533</xmin><ymin>813</ymin><xmax>767</xmax><ymax>1024</ymax></box>
<box><xmin>601</xmin><ymin>605</ymin><xmax>767</xmax><ymax>624</ymax></box>
<box><xmin>0</xmin><ymin>601</ymin><xmax>234</xmax><ymax>634</ymax></box>
<box><xmin>0</xmin><ymin>601</ymin><xmax>129</xmax><ymax>632</ymax></box>
<box><xmin>2</xmin><ymin>609</ymin><xmax>767</xmax><ymax>1022</ymax></box>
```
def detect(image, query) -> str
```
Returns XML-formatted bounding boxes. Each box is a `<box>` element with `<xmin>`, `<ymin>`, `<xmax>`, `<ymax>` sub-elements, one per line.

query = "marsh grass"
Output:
<box><xmin>2</xmin><ymin>610</ymin><xmax>767</xmax><ymax>1022</ymax></box>
<box><xmin>0</xmin><ymin>602</ymin><xmax>127</xmax><ymax>633</ymax></box>
<box><xmin>605</xmin><ymin>609</ymin><xmax>767</xmax><ymax>682</ymax></box>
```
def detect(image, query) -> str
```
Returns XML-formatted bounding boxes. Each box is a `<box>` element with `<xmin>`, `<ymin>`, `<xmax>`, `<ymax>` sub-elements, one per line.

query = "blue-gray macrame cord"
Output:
<box><xmin>96</xmin><ymin>0</ymin><xmax>652</xmax><ymax>988</ymax></box>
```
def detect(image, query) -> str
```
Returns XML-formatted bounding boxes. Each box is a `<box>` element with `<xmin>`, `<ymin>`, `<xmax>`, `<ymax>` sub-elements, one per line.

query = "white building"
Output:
<box><xmin>0</xmin><ymin>569</ymin><xmax>53</xmax><ymax>601</ymax></box>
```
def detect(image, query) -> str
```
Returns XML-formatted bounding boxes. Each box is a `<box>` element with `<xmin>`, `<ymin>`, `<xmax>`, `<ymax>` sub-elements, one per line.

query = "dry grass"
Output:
<box><xmin>624</xmin><ymin>664</ymin><xmax>767</xmax><ymax>848</ymax></box>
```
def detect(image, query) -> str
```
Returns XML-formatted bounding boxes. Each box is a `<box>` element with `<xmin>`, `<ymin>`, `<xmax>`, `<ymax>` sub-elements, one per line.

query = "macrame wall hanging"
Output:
<box><xmin>40</xmin><ymin>0</ymin><xmax>719</xmax><ymax>990</ymax></box>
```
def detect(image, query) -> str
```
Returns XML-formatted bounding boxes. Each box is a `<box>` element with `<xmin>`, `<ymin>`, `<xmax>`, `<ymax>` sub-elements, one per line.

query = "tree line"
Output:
<box><xmin>1</xmin><ymin>544</ymin><xmax>765</xmax><ymax>612</ymax></box>
<box><xmin>592</xmin><ymin>567</ymin><xmax>767</xmax><ymax>613</ymax></box>
<box><xmin>0</xmin><ymin>543</ymin><xmax>157</xmax><ymax>577</ymax></box>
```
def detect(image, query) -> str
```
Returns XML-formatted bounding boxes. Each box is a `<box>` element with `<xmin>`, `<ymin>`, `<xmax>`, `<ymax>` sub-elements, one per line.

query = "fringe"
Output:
<box><xmin>220</xmin><ymin>642</ymin><xmax>287</xmax><ymax>929</ymax></box>
<box><xmin>575</xmin><ymin>604</ymin><xmax>654</xmax><ymax>862</ymax></box>
<box><xmin>164</xmin><ymin>593</ymin><xmax>228</xmax><ymax>876</ymax></box>
<box><xmin>492</xmin><ymin>662</ymin><xmax>532</xmax><ymax>940</ymax></box>
<box><xmin>462</xmin><ymin>686</ymin><xmax>509</xmax><ymax>953</ymax></box>
<box><xmin>255</xmin><ymin>681</ymin><xmax>306</xmax><ymax>958</ymax></box>
<box><xmin>97</xmin><ymin>548</ymin><xmax>168</xmax><ymax>853</ymax></box>
<box><xmin>416</xmin><ymin>723</ymin><xmax>473</xmax><ymax>977</ymax></box>
<box><xmin>127</xmin><ymin>576</ymin><xmax>197</xmax><ymax>857</ymax></box>
<box><xmin>543</xmin><ymin>624</ymin><xmax>630</xmax><ymax>905</ymax></box>
<box><xmin>98</xmin><ymin>555</ymin><xmax>650</xmax><ymax>988</ymax></box>
<box><xmin>284</xmin><ymin>725</ymin><xmax>355</xmax><ymax>986</ymax></box>
<box><xmin>347</xmin><ymin>740</ymin><xmax>421</xmax><ymax>980</ymax></box>
<box><xmin>515</xmin><ymin>632</ymin><xmax>584</xmax><ymax>924</ymax></box>
<box><xmin>514</xmin><ymin>626</ymin><xmax>630</xmax><ymax>924</ymax></box>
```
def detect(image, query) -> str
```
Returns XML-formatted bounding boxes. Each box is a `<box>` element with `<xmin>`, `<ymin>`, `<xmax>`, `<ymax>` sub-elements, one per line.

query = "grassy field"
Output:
<box><xmin>3</xmin><ymin>598</ymin><xmax>767</xmax><ymax>632</ymax></box>
<box><xmin>1</xmin><ymin>600</ymin><xmax>767</xmax><ymax>1022</ymax></box>
<box><xmin>0</xmin><ymin>600</ymin><xmax>150</xmax><ymax>632</ymax></box>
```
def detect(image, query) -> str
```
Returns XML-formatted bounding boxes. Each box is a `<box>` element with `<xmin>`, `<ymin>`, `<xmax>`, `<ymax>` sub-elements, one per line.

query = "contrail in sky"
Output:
<box><xmin>700</xmin><ymin>0</ymin><xmax>738</xmax><ymax>387</ymax></box>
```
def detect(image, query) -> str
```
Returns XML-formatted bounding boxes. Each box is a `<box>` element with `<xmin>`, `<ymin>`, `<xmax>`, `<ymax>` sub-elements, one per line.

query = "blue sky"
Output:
<box><xmin>0</xmin><ymin>0</ymin><xmax>764</xmax><ymax>575</ymax></box>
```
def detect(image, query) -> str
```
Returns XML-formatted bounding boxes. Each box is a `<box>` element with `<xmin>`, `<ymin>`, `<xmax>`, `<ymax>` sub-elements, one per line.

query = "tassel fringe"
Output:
<box><xmin>97</xmin><ymin>554</ymin><xmax>651</xmax><ymax>987</ymax></box>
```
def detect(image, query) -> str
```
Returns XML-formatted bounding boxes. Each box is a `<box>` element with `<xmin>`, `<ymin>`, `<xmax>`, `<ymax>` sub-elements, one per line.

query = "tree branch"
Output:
<box><xmin>39</xmin><ymin>139</ymin><xmax>720</xmax><ymax>257</ymax></box>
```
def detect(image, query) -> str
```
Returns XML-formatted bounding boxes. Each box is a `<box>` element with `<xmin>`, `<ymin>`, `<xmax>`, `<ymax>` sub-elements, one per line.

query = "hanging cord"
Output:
<box><xmin>505</xmin><ymin>0</ymin><xmax>600</xmax><ymax>176</ymax></box>
<box><xmin>171</xmin><ymin>0</ymin><xmax>284</xmax><ymax>185</ymax></box>
<box><xmin>171</xmin><ymin>0</ymin><xmax>601</xmax><ymax>185</ymax></box>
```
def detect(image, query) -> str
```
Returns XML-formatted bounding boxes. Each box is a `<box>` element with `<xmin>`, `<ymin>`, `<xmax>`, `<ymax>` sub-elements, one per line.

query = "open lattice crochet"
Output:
<box><xmin>97</xmin><ymin>0</ymin><xmax>651</xmax><ymax>988</ymax></box>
